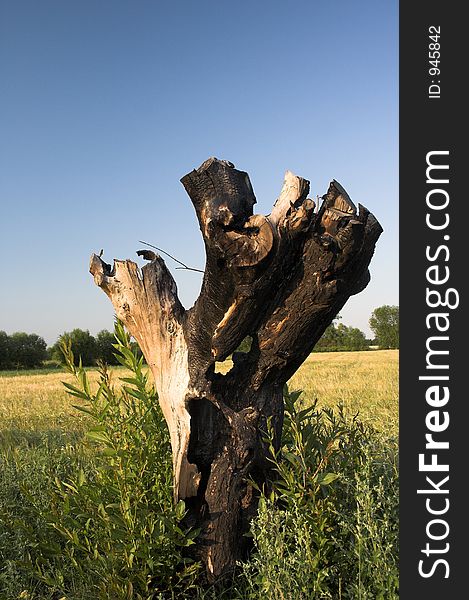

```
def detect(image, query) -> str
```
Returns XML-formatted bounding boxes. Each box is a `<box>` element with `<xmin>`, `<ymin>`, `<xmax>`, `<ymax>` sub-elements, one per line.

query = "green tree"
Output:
<box><xmin>0</xmin><ymin>330</ymin><xmax>11</xmax><ymax>369</ymax></box>
<box><xmin>6</xmin><ymin>332</ymin><xmax>47</xmax><ymax>368</ymax></box>
<box><xmin>315</xmin><ymin>317</ymin><xmax>341</xmax><ymax>352</ymax></box>
<box><xmin>95</xmin><ymin>329</ymin><xmax>120</xmax><ymax>365</ymax></box>
<box><xmin>340</xmin><ymin>324</ymin><xmax>368</xmax><ymax>351</ymax></box>
<box><xmin>315</xmin><ymin>319</ymin><xmax>368</xmax><ymax>352</ymax></box>
<box><xmin>369</xmin><ymin>305</ymin><xmax>399</xmax><ymax>349</ymax></box>
<box><xmin>52</xmin><ymin>329</ymin><xmax>98</xmax><ymax>366</ymax></box>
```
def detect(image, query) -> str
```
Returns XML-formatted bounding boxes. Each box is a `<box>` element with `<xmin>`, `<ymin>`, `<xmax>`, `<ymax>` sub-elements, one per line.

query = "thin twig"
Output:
<box><xmin>138</xmin><ymin>240</ymin><xmax>204</xmax><ymax>273</ymax></box>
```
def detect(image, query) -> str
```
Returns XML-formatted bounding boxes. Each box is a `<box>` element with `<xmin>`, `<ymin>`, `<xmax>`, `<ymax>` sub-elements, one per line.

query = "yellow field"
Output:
<box><xmin>0</xmin><ymin>350</ymin><xmax>398</xmax><ymax>436</ymax></box>
<box><xmin>290</xmin><ymin>349</ymin><xmax>398</xmax><ymax>433</ymax></box>
<box><xmin>0</xmin><ymin>370</ymin><xmax>96</xmax><ymax>437</ymax></box>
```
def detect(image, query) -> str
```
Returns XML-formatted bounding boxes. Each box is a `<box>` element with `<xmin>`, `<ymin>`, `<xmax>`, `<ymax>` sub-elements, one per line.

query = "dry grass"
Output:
<box><xmin>0</xmin><ymin>370</ymin><xmax>106</xmax><ymax>439</ymax></box>
<box><xmin>290</xmin><ymin>349</ymin><xmax>398</xmax><ymax>434</ymax></box>
<box><xmin>1</xmin><ymin>350</ymin><xmax>398</xmax><ymax>436</ymax></box>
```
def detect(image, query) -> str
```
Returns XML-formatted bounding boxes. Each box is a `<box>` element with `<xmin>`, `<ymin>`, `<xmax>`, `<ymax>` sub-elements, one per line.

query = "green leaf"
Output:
<box><xmin>118</xmin><ymin>346</ymin><xmax>136</xmax><ymax>365</ymax></box>
<box><xmin>120</xmin><ymin>377</ymin><xmax>141</xmax><ymax>386</ymax></box>
<box><xmin>289</xmin><ymin>389</ymin><xmax>303</xmax><ymax>403</ymax></box>
<box><xmin>102</xmin><ymin>447</ymin><xmax>117</xmax><ymax>456</ymax></box>
<box><xmin>186</xmin><ymin>527</ymin><xmax>201</xmax><ymax>540</ymax></box>
<box><xmin>85</xmin><ymin>430</ymin><xmax>113</xmax><ymax>446</ymax></box>
<box><xmin>72</xmin><ymin>404</ymin><xmax>94</xmax><ymax>416</ymax></box>
<box><xmin>175</xmin><ymin>500</ymin><xmax>186</xmax><ymax>520</ymax></box>
<box><xmin>283</xmin><ymin>451</ymin><xmax>300</xmax><ymax>465</ymax></box>
<box><xmin>62</xmin><ymin>382</ymin><xmax>89</xmax><ymax>400</ymax></box>
<box><xmin>77</xmin><ymin>468</ymin><xmax>86</xmax><ymax>487</ymax></box>
<box><xmin>123</xmin><ymin>387</ymin><xmax>148</xmax><ymax>402</ymax></box>
<box><xmin>318</xmin><ymin>472</ymin><xmax>339</xmax><ymax>486</ymax></box>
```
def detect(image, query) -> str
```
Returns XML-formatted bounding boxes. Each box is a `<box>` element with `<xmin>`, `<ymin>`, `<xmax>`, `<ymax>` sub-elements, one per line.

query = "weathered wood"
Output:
<box><xmin>90</xmin><ymin>157</ymin><xmax>382</xmax><ymax>581</ymax></box>
<box><xmin>89</xmin><ymin>254</ymin><xmax>200</xmax><ymax>499</ymax></box>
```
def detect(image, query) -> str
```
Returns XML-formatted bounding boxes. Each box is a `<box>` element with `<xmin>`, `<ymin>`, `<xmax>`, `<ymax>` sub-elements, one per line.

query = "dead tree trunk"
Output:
<box><xmin>89</xmin><ymin>157</ymin><xmax>382</xmax><ymax>581</ymax></box>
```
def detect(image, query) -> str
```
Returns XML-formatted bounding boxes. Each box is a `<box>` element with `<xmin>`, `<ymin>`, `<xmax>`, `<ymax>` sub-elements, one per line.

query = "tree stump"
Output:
<box><xmin>89</xmin><ymin>157</ymin><xmax>382</xmax><ymax>580</ymax></box>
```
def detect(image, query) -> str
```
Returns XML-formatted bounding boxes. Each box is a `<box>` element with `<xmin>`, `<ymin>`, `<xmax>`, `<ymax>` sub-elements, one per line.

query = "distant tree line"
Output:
<box><xmin>314</xmin><ymin>321</ymin><xmax>369</xmax><ymax>352</ymax></box>
<box><xmin>0</xmin><ymin>328</ymin><xmax>142</xmax><ymax>370</ymax></box>
<box><xmin>0</xmin><ymin>331</ymin><xmax>48</xmax><ymax>369</ymax></box>
<box><xmin>49</xmin><ymin>329</ymin><xmax>143</xmax><ymax>367</ymax></box>
<box><xmin>0</xmin><ymin>305</ymin><xmax>398</xmax><ymax>370</ymax></box>
<box><xmin>314</xmin><ymin>305</ymin><xmax>399</xmax><ymax>352</ymax></box>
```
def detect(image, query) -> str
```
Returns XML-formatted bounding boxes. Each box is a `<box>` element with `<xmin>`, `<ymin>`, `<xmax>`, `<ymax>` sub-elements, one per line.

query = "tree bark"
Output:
<box><xmin>89</xmin><ymin>157</ymin><xmax>382</xmax><ymax>581</ymax></box>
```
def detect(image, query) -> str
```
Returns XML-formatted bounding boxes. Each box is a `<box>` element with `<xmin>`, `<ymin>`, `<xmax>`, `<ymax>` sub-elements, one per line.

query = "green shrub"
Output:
<box><xmin>241</xmin><ymin>386</ymin><xmax>399</xmax><ymax>600</ymax></box>
<box><xmin>16</xmin><ymin>322</ymin><xmax>200</xmax><ymax>599</ymax></box>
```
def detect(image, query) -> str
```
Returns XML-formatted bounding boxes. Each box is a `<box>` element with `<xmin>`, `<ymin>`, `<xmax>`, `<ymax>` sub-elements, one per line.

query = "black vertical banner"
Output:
<box><xmin>400</xmin><ymin>2</ymin><xmax>466</xmax><ymax>598</ymax></box>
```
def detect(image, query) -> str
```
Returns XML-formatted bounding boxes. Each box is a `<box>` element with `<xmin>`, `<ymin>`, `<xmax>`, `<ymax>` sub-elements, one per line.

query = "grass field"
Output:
<box><xmin>290</xmin><ymin>350</ymin><xmax>398</xmax><ymax>434</ymax></box>
<box><xmin>0</xmin><ymin>349</ymin><xmax>398</xmax><ymax>434</ymax></box>
<box><xmin>0</xmin><ymin>350</ymin><xmax>398</xmax><ymax>599</ymax></box>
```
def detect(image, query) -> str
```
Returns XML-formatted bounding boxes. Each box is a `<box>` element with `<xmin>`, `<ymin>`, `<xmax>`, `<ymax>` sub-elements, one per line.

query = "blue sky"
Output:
<box><xmin>0</xmin><ymin>0</ymin><xmax>398</xmax><ymax>344</ymax></box>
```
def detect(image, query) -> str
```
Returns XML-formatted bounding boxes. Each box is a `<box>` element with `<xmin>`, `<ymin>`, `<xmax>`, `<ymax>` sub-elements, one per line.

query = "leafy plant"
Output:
<box><xmin>21</xmin><ymin>321</ymin><xmax>200</xmax><ymax>599</ymax></box>
<box><xmin>242</xmin><ymin>386</ymin><xmax>399</xmax><ymax>600</ymax></box>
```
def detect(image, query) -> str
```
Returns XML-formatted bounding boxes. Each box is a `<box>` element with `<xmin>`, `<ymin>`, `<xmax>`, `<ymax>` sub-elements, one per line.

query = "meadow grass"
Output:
<box><xmin>290</xmin><ymin>350</ymin><xmax>398</xmax><ymax>434</ymax></box>
<box><xmin>0</xmin><ymin>350</ymin><xmax>398</xmax><ymax>433</ymax></box>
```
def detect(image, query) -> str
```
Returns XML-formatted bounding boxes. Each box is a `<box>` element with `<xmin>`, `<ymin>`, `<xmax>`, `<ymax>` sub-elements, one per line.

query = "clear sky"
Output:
<box><xmin>0</xmin><ymin>0</ymin><xmax>398</xmax><ymax>345</ymax></box>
